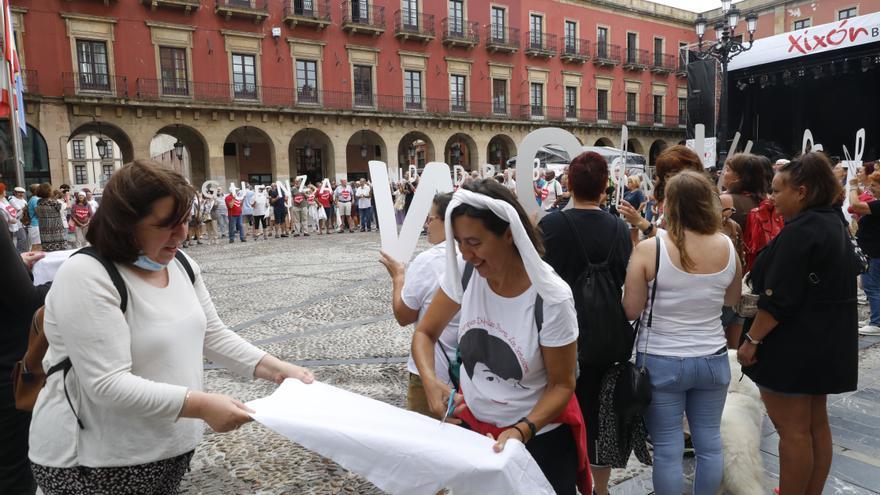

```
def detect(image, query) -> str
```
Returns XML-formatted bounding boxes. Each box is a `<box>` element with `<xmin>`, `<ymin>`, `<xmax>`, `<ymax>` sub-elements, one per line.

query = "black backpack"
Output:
<box><xmin>560</xmin><ymin>211</ymin><xmax>634</xmax><ymax>366</ymax></box>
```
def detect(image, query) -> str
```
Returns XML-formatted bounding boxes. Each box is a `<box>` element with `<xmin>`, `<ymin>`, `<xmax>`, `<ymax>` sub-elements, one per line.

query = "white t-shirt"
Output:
<box><xmin>1</xmin><ymin>198</ymin><xmax>19</xmax><ymax>232</ymax></box>
<box><xmin>335</xmin><ymin>185</ymin><xmax>354</xmax><ymax>203</ymax></box>
<box><xmin>252</xmin><ymin>192</ymin><xmax>269</xmax><ymax>216</ymax></box>
<box><xmin>356</xmin><ymin>186</ymin><xmax>372</xmax><ymax>209</ymax></box>
<box><xmin>87</xmin><ymin>199</ymin><xmax>99</xmax><ymax>216</ymax></box>
<box><xmin>402</xmin><ymin>243</ymin><xmax>463</xmax><ymax>384</ymax></box>
<box><xmin>439</xmin><ymin>271</ymin><xmax>578</xmax><ymax>431</ymax></box>
<box><xmin>542</xmin><ymin>179</ymin><xmax>563</xmax><ymax>210</ymax></box>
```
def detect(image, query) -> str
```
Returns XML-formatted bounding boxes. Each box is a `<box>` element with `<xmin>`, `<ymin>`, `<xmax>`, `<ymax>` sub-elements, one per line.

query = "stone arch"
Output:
<box><xmin>648</xmin><ymin>139</ymin><xmax>669</xmax><ymax>168</ymax></box>
<box><xmin>0</xmin><ymin>123</ymin><xmax>50</xmax><ymax>187</ymax></box>
<box><xmin>444</xmin><ymin>133</ymin><xmax>479</xmax><ymax>171</ymax></box>
<box><xmin>594</xmin><ymin>137</ymin><xmax>614</xmax><ymax>147</ymax></box>
<box><xmin>152</xmin><ymin>124</ymin><xmax>210</xmax><ymax>187</ymax></box>
<box><xmin>627</xmin><ymin>138</ymin><xmax>644</xmax><ymax>155</ymax></box>
<box><xmin>69</xmin><ymin>121</ymin><xmax>134</xmax><ymax>164</ymax></box>
<box><xmin>67</xmin><ymin>121</ymin><xmax>132</xmax><ymax>188</ymax></box>
<box><xmin>345</xmin><ymin>129</ymin><xmax>387</xmax><ymax>180</ymax></box>
<box><xmin>397</xmin><ymin>131</ymin><xmax>435</xmax><ymax>171</ymax></box>
<box><xmin>290</xmin><ymin>127</ymin><xmax>334</xmax><ymax>184</ymax></box>
<box><xmin>222</xmin><ymin>125</ymin><xmax>276</xmax><ymax>185</ymax></box>
<box><xmin>487</xmin><ymin>134</ymin><xmax>517</xmax><ymax>168</ymax></box>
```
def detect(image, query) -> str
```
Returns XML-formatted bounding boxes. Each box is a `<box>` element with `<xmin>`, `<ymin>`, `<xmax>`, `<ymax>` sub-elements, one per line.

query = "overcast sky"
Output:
<box><xmin>649</xmin><ymin>0</ymin><xmax>728</xmax><ymax>13</ymax></box>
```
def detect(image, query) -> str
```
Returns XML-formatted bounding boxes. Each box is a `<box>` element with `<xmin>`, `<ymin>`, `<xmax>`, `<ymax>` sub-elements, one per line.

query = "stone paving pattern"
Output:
<box><xmin>179</xmin><ymin>232</ymin><xmax>880</xmax><ymax>494</ymax></box>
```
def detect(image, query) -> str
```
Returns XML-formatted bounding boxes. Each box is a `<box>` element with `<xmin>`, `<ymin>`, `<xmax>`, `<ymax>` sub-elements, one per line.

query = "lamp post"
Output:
<box><xmin>693</xmin><ymin>3</ymin><xmax>758</xmax><ymax>167</ymax></box>
<box><xmin>173</xmin><ymin>124</ymin><xmax>185</xmax><ymax>161</ymax></box>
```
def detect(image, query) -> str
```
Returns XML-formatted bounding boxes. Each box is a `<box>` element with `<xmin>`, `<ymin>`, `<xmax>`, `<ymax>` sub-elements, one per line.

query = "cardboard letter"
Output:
<box><xmin>201</xmin><ymin>180</ymin><xmax>220</xmax><ymax>196</ymax></box>
<box><xmin>319</xmin><ymin>178</ymin><xmax>332</xmax><ymax>193</ymax></box>
<box><xmin>743</xmin><ymin>140</ymin><xmax>754</xmax><ymax>154</ymax></box>
<box><xmin>370</xmin><ymin>161</ymin><xmax>454</xmax><ymax>262</ymax></box>
<box><xmin>453</xmin><ymin>165</ymin><xmax>467</xmax><ymax>187</ymax></box>
<box><xmin>728</xmin><ymin>131</ymin><xmax>741</xmax><ymax>158</ymax></box>
<box><xmin>515</xmin><ymin>128</ymin><xmax>583</xmax><ymax>219</ymax></box>
<box><xmin>408</xmin><ymin>165</ymin><xmax>419</xmax><ymax>183</ymax></box>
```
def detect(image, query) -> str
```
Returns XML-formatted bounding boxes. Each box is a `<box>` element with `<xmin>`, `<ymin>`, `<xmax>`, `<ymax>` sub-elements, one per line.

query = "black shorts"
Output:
<box><xmin>575</xmin><ymin>363</ymin><xmax>614</xmax><ymax>466</ymax></box>
<box><xmin>527</xmin><ymin>424</ymin><xmax>578</xmax><ymax>495</ymax></box>
<box><xmin>273</xmin><ymin>208</ymin><xmax>287</xmax><ymax>222</ymax></box>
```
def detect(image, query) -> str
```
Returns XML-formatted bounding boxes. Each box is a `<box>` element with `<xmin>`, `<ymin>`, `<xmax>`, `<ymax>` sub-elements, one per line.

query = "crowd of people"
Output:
<box><xmin>0</xmin><ymin>143</ymin><xmax>868</xmax><ymax>495</ymax></box>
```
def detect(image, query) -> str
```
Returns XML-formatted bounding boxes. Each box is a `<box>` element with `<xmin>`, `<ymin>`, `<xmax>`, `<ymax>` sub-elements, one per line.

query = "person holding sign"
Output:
<box><xmin>412</xmin><ymin>180</ymin><xmax>589</xmax><ymax>495</ymax></box>
<box><xmin>334</xmin><ymin>179</ymin><xmax>355</xmax><ymax>233</ymax></box>
<box><xmin>356</xmin><ymin>179</ymin><xmax>373</xmax><ymax>232</ymax></box>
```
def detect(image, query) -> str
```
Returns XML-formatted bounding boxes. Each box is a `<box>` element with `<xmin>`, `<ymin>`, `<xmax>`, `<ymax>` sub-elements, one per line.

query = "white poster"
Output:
<box><xmin>686</xmin><ymin>137</ymin><xmax>717</xmax><ymax>169</ymax></box>
<box><xmin>247</xmin><ymin>380</ymin><xmax>554</xmax><ymax>495</ymax></box>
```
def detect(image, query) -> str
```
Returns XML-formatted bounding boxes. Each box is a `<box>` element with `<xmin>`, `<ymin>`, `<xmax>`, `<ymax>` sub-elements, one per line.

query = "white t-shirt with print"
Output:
<box><xmin>439</xmin><ymin>271</ymin><xmax>578</xmax><ymax>431</ymax></box>
<box><xmin>402</xmin><ymin>243</ymin><xmax>463</xmax><ymax>384</ymax></box>
<box><xmin>356</xmin><ymin>186</ymin><xmax>372</xmax><ymax>209</ymax></box>
<box><xmin>542</xmin><ymin>179</ymin><xmax>563</xmax><ymax>210</ymax></box>
<box><xmin>252</xmin><ymin>192</ymin><xmax>269</xmax><ymax>216</ymax></box>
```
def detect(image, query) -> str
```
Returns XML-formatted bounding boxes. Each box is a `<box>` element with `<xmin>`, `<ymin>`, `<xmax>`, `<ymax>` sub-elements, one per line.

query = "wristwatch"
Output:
<box><xmin>744</xmin><ymin>333</ymin><xmax>762</xmax><ymax>345</ymax></box>
<box><xmin>516</xmin><ymin>417</ymin><xmax>537</xmax><ymax>441</ymax></box>
<box><xmin>641</xmin><ymin>223</ymin><xmax>655</xmax><ymax>236</ymax></box>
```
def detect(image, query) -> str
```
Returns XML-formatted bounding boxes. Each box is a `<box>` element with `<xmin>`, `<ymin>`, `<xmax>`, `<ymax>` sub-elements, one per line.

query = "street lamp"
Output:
<box><xmin>95</xmin><ymin>136</ymin><xmax>110</xmax><ymax>160</ymax></box>
<box><xmin>693</xmin><ymin>1</ymin><xmax>758</xmax><ymax>167</ymax></box>
<box><xmin>359</xmin><ymin>130</ymin><xmax>368</xmax><ymax>159</ymax></box>
<box><xmin>173</xmin><ymin>124</ymin><xmax>185</xmax><ymax>161</ymax></box>
<box><xmin>242</xmin><ymin>126</ymin><xmax>252</xmax><ymax>158</ymax></box>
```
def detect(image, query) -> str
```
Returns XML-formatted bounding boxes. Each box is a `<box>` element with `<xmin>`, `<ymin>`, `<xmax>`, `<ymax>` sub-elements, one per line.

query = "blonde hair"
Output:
<box><xmin>628</xmin><ymin>175</ymin><xmax>642</xmax><ymax>188</ymax></box>
<box><xmin>663</xmin><ymin>170</ymin><xmax>722</xmax><ymax>272</ymax></box>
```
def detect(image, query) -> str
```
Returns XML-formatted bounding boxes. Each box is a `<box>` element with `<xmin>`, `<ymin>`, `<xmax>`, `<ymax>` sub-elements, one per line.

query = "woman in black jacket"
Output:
<box><xmin>0</xmin><ymin>214</ymin><xmax>48</xmax><ymax>495</ymax></box>
<box><xmin>738</xmin><ymin>152</ymin><xmax>858</xmax><ymax>495</ymax></box>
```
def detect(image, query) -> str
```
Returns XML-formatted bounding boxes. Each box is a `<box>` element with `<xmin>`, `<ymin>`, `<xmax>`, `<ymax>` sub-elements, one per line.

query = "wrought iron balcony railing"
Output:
<box><xmin>441</xmin><ymin>18</ymin><xmax>479</xmax><ymax>47</ymax></box>
<box><xmin>623</xmin><ymin>48</ymin><xmax>650</xmax><ymax>69</ymax></box>
<box><xmin>486</xmin><ymin>25</ymin><xmax>520</xmax><ymax>52</ymax></box>
<box><xmin>63</xmin><ymin>72</ymin><xmax>128</xmax><ymax>98</ymax></box>
<box><xmin>394</xmin><ymin>9</ymin><xmax>434</xmax><ymax>40</ymax></box>
<box><xmin>593</xmin><ymin>43</ymin><xmax>621</xmax><ymax>66</ymax></box>
<box><xmin>559</xmin><ymin>37</ymin><xmax>590</xmax><ymax>62</ymax></box>
<box><xmin>283</xmin><ymin>0</ymin><xmax>331</xmax><ymax>28</ymax></box>
<box><xmin>651</xmin><ymin>52</ymin><xmax>676</xmax><ymax>73</ymax></box>
<box><xmin>341</xmin><ymin>1</ymin><xmax>386</xmax><ymax>33</ymax></box>
<box><xmin>524</xmin><ymin>32</ymin><xmax>557</xmax><ymax>57</ymax></box>
<box><xmin>215</xmin><ymin>0</ymin><xmax>269</xmax><ymax>23</ymax></box>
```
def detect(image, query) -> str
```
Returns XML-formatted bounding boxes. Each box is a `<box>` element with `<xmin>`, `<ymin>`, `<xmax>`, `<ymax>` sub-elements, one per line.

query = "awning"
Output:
<box><xmin>728</xmin><ymin>11</ymin><xmax>880</xmax><ymax>71</ymax></box>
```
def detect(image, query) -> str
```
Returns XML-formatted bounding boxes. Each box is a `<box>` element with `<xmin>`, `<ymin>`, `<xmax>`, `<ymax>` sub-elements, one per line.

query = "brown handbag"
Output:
<box><xmin>12</xmin><ymin>306</ymin><xmax>47</xmax><ymax>411</ymax></box>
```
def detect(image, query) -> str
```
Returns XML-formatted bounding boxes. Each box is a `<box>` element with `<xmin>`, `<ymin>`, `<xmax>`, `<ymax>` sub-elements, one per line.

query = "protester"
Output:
<box><xmin>334</xmin><ymin>178</ymin><xmax>355</xmax><ymax>233</ymax></box>
<box><xmin>356</xmin><ymin>179</ymin><xmax>373</xmax><ymax>232</ymax></box>
<box><xmin>316</xmin><ymin>182</ymin><xmax>333</xmax><ymax>235</ymax></box>
<box><xmin>503</xmin><ymin>169</ymin><xmax>516</xmax><ymax>196</ymax></box>
<box><xmin>28</xmin><ymin>160</ymin><xmax>314</xmax><ymax>494</ymax></box>
<box><xmin>541</xmin><ymin>170</ymin><xmax>563</xmax><ymax>212</ymax></box>
<box><xmin>27</xmin><ymin>183</ymin><xmax>41</xmax><ymax>251</ymax></box>
<box><xmin>269</xmin><ymin>183</ymin><xmax>288</xmax><ymax>238</ymax></box>
<box><xmin>379</xmin><ymin>193</ymin><xmax>461</xmax><ymax>417</ymax></box>
<box><xmin>242</xmin><ymin>185</ymin><xmax>255</xmax><ymax>240</ymax></box>
<box><xmin>225</xmin><ymin>189</ymin><xmax>246</xmax><ymax>243</ymax></box>
<box><xmin>623</xmin><ymin>175</ymin><xmax>646</xmax><ymax>211</ymax></box>
<box><xmin>1</xmin><ymin>214</ymin><xmax>47</xmax><ymax>495</ymax></box>
<box><xmin>184</xmin><ymin>194</ymin><xmax>202</xmax><ymax>248</ymax></box>
<box><xmin>215</xmin><ymin>187</ymin><xmax>228</xmax><ymax>239</ymax></box>
<box><xmin>201</xmin><ymin>191</ymin><xmax>219</xmax><ymax>245</ymax></box>
<box><xmin>83</xmin><ymin>188</ymin><xmax>99</xmax><ymax>216</ymax></box>
<box><xmin>739</xmin><ymin>152</ymin><xmax>858</xmax><ymax>495</ymax></box>
<box><xmin>9</xmin><ymin>187</ymin><xmax>28</xmax><ymax>252</ymax></box>
<box><xmin>412</xmin><ymin>179</ymin><xmax>587</xmax><ymax>495</ymax></box>
<box><xmin>623</xmin><ymin>170</ymin><xmax>741</xmax><ymax>495</ymax></box>
<box><xmin>0</xmin><ymin>184</ymin><xmax>24</xmax><ymax>251</ymax></box>
<box><xmin>721</xmin><ymin>153</ymin><xmax>767</xmax><ymax>236</ymax></box>
<box><xmin>34</xmin><ymin>184</ymin><xmax>67</xmax><ymax>252</ymax></box>
<box><xmin>251</xmin><ymin>186</ymin><xmax>269</xmax><ymax>241</ymax></box>
<box><xmin>291</xmin><ymin>179</ymin><xmax>309</xmax><ymax>237</ymax></box>
<box><xmin>71</xmin><ymin>192</ymin><xmax>92</xmax><ymax>248</ymax></box>
<box><xmin>847</xmin><ymin>163</ymin><xmax>875</xmax><ymax>223</ymax></box>
<box><xmin>848</xmin><ymin>168</ymin><xmax>880</xmax><ymax>334</ymax></box>
<box><xmin>539</xmin><ymin>152</ymin><xmax>632</xmax><ymax>495</ymax></box>
<box><xmin>393</xmin><ymin>182</ymin><xmax>407</xmax><ymax>226</ymax></box>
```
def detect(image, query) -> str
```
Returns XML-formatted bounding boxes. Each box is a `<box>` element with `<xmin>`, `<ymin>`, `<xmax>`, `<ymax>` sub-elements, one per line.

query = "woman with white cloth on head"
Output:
<box><xmin>412</xmin><ymin>179</ymin><xmax>590</xmax><ymax>495</ymax></box>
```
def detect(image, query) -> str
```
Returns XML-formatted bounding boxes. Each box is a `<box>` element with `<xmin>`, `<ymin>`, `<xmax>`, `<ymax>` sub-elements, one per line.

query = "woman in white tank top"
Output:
<box><xmin>622</xmin><ymin>170</ymin><xmax>742</xmax><ymax>495</ymax></box>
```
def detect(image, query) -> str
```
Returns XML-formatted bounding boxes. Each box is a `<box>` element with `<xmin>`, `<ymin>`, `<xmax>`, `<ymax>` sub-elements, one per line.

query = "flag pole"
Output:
<box><xmin>0</xmin><ymin>1</ymin><xmax>24</xmax><ymax>188</ymax></box>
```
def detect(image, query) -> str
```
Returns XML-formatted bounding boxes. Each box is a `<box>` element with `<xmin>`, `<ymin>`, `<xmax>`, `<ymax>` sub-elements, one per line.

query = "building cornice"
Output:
<box><xmin>60</xmin><ymin>12</ymin><xmax>117</xmax><ymax>24</ymax></box>
<box><xmin>145</xmin><ymin>21</ymin><xmax>196</xmax><ymax>31</ymax></box>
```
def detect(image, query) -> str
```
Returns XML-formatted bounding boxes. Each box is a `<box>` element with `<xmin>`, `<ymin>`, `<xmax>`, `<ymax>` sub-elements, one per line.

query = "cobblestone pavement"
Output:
<box><xmin>178</xmin><ymin>231</ymin><xmax>880</xmax><ymax>495</ymax></box>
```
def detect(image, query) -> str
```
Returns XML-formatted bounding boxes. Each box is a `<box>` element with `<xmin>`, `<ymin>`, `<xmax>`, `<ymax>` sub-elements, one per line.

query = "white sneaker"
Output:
<box><xmin>858</xmin><ymin>290</ymin><xmax>868</xmax><ymax>305</ymax></box>
<box><xmin>858</xmin><ymin>324</ymin><xmax>880</xmax><ymax>336</ymax></box>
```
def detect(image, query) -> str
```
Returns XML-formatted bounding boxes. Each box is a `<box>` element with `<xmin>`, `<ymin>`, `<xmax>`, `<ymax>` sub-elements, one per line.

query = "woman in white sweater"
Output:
<box><xmin>29</xmin><ymin>160</ymin><xmax>314</xmax><ymax>495</ymax></box>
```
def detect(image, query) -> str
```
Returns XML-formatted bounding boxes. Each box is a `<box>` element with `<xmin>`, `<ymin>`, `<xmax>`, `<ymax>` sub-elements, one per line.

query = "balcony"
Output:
<box><xmin>593</xmin><ymin>43</ymin><xmax>621</xmax><ymax>67</ymax></box>
<box><xmin>441</xmin><ymin>19</ymin><xmax>478</xmax><ymax>48</ymax></box>
<box><xmin>524</xmin><ymin>32</ymin><xmax>557</xmax><ymax>58</ymax></box>
<box><xmin>623</xmin><ymin>48</ymin><xmax>650</xmax><ymax>71</ymax></box>
<box><xmin>283</xmin><ymin>0</ymin><xmax>331</xmax><ymax>29</ymax></box>
<box><xmin>141</xmin><ymin>0</ymin><xmax>200</xmax><ymax>14</ymax></box>
<box><xmin>63</xmin><ymin>72</ymin><xmax>128</xmax><ymax>98</ymax></box>
<box><xmin>341</xmin><ymin>1</ymin><xmax>385</xmax><ymax>36</ymax></box>
<box><xmin>486</xmin><ymin>25</ymin><xmax>519</xmax><ymax>53</ymax></box>
<box><xmin>215</xmin><ymin>0</ymin><xmax>269</xmax><ymax>24</ymax></box>
<box><xmin>559</xmin><ymin>38</ymin><xmax>590</xmax><ymax>63</ymax></box>
<box><xmin>651</xmin><ymin>53</ymin><xmax>676</xmax><ymax>74</ymax></box>
<box><xmin>394</xmin><ymin>10</ymin><xmax>434</xmax><ymax>42</ymax></box>
<box><xmin>676</xmin><ymin>53</ymin><xmax>688</xmax><ymax>77</ymax></box>
<box><xmin>21</xmin><ymin>69</ymin><xmax>37</xmax><ymax>94</ymax></box>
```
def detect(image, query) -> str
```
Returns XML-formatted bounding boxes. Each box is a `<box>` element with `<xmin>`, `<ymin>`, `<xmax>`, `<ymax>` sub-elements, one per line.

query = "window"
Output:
<box><xmin>564</xmin><ymin>86</ymin><xmax>577</xmax><ymax>119</ymax></box>
<box><xmin>653</xmin><ymin>95</ymin><xmax>663</xmax><ymax>124</ymax></box>
<box><xmin>530</xmin><ymin>82</ymin><xmax>543</xmax><ymax>117</ymax></box>
<box><xmin>564</xmin><ymin>21</ymin><xmax>577</xmax><ymax>53</ymax></box>
<box><xmin>71</xmin><ymin>140</ymin><xmax>86</xmax><ymax>160</ymax></box>
<box><xmin>402</xmin><ymin>0</ymin><xmax>418</xmax><ymax>29</ymax></box>
<box><xmin>76</xmin><ymin>40</ymin><xmax>110</xmax><ymax>91</ymax></box>
<box><xmin>597</xmin><ymin>89</ymin><xmax>608</xmax><ymax>120</ymax></box>
<box><xmin>160</xmin><ymin>46</ymin><xmax>188</xmax><ymax>96</ymax></box>
<box><xmin>448</xmin><ymin>0</ymin><xmax>464</xmax><ymax>36</ymax></box>
<box><xmin>293</xmin><ymin>0</ymin><xmax>315</xmax><ymax>17</ymax></box>
<box><xmin>626</xmin><ymin>32</ymin><xmax>638</xmax><ymax>64</ymax></box>
<box><xmin>491</xmin><ymin>6</ymin><xmax>506</xmax><ymax>42</ymax></box>
<box><xmin>653</xmin><ymin>37</ymin><xmax>663</xmax><ymax>66</ymax></box>
<box><xmin>529</xmin><ymin>14</ymin><xmax>543</xmax><ymax>48</ymax></box>
<box><xmin>793</xmin><ymin>19</ymin><xmax>811</xmax><ymax>30</ymax></box>
<box><xmin>296</xmin><ymin>60</ymin><xmax>318</xmax><ymax>103</ymax></box>
<box><xmin>626</xmin><ymin>92</ymin><xmax>636</xmax><ymax>122</ymax></box>
<box><xmin>838</xmin><ymin>8</ymin><xmax>857</xmax><ymax>20</ymax></box>
<box><xmin>231</xmin><ymin>53</ymin><xmax>257</xmax><ymax>99</ymax></box>
<box><xmin>353</xmin><ymin>65</ymin><xmax>373</xmax><ymax>106</ymax></box>
<box><xmin>597</xmin><ymin>27</ymin><xmax>609</xmax><ymax>58</ymax></box>
<box><xmin>74</xmin><ymin>164</ymin><xmax>88</xmax><ymax>184</ymax></box>
<box><xmin>678</xmin><ymin>42</ymin><xmax>689</xmax><ymax>70</ymax></box>
<box><xmin>351</xmin><ymin>0</ymin><xmax>370</xmax><ymax>23</ymax></box>
<box><xmin>678</xmin><ymin>97</ymin><xmax>687</xmax><ymax>125</ymax></box>
<box><xmin>404</xmin><ymin>70</ymin><xmax>422</xmax><ymax>109</ymax></box>
<box><xmin>450</xmin><ymin>74</ymin><xmax>466</xmax><ymax>112</ymax></box>
<box><xmin>492</xmin><ymin>78</ymin><xmax>507</xmax><ymax>114</ymax></box>
<box><xmin>102</xmin><ymin>163</ymin><xmax>115</xmax><ymax>179</ymax></box>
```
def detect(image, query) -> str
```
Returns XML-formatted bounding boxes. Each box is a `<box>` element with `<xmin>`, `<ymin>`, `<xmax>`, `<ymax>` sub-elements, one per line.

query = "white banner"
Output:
<box><xmin>729</xmin><ymin>12</ymin><xmax>880</xmax><ymax>71</ymax></box>
<box><xmin>247</xmin><ymin>380</ymin><xmax>554</xmax><ymax>495</ymax></box>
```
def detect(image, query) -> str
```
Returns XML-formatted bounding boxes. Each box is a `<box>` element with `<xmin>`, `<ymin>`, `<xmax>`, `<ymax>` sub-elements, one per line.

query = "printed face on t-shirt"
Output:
<box><xmin>461</xmin><ymin>328</ymin><xmax>528</xmax><ymax>405</ymax></box>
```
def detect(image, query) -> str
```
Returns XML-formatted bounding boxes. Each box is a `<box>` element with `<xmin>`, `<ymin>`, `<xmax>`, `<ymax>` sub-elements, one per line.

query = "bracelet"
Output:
<box><xmin>517</xmin><ymin>416</ymin><xmax>537</xmax><ymax>440</ymax></box>
<box><xmin>641</xmin><ymin>223</ymin><xmax>655</xmax><ymax>236</ymax></box>
<box><xmin>744</xmin><ymin>333</ymin><xmax>762</xmax><ymax>345</ymax></box>
<box><xmin>511</xmin><ymin>425</ymin><xmax>527</xmax><ymax>442</ymax></box>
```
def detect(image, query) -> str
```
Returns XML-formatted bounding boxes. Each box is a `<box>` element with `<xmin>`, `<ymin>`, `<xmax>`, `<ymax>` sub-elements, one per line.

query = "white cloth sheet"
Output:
<box><xmin>247</xmin><ymin>379</ymin><xmax>554</xmax><ymax>495</ymax></box>
<box><xmin>32</xmin><ymin>248</ymin><xmax>76</xmax><ymax>285</ymax></box>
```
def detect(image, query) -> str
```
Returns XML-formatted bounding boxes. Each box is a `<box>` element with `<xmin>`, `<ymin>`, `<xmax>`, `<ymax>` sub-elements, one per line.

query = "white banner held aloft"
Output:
<box><xmin>247</xmin><ymin>380</ymin><xmax>554</xmax><ymax>495</ymax></box>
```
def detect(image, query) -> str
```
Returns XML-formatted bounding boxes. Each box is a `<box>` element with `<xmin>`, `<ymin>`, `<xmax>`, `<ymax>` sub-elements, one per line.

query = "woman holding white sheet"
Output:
<box><xmin>412</xmin><ymin>179</ymin><xmax>589</xmax><ymax>495</ymax></box>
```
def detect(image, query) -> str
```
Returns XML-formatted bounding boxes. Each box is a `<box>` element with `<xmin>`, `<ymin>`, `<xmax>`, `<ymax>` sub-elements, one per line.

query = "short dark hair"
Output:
<box><xmin>433</xmin><ymin>192</ymin><xmax>453</xmax><ymax>219</ymax></box>
<box><xmin>654</xmin><ymin>145</ymin><xmax>704</xmax><ymax>202</ymax></box>
<box><xmin>451</xmin><ymin>178</ymin><xmax>544</xmax><ymax>257</ymax></box>
<box><xmin>460</xmin><ymin>328</ymin><xmax>523</xmax><ymax>381</ymax></box>
<box><xmin>778</xmin><ymin>152</ymin><xmax>842</xmax><ymax>209</ymax></box>
<box><xmin>35</xmin><ymin>182</ymin><xmax>52</xmax><ymax>198</ymax></box>
<box><xmin>86</xmin><ymin>159</ymin><xmax>194</xmax><ymax>263</ymax></box>
<box><xmin>568</xmin><ymin>151</ymin><xmax>609</xmax><ymax>202</ymax></box>
<box><xmin>725</xmin><ymin>153</ymin><xmax>768</xmax><ymax>195</ymax></box>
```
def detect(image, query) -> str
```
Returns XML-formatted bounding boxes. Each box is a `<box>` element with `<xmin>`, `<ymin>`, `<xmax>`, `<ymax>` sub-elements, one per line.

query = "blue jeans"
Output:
<box><xmin>861</xmin><ymin>258</ymin><xmax>880</xmax><ymax>325</ymax></box>
<box><xmin>360</xmin><ymin>207</ymin><xmax>372</xmax><ymax>231</ymax></box>
<box><xmin>228</xmin><ymin>215</ymin><xmax>244</xmax><ymax>241</ymax></box>
<box><xmin>636</xmin><ymin>350</ymin><xmax>730</xmax><ymax>495</ymax></box>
